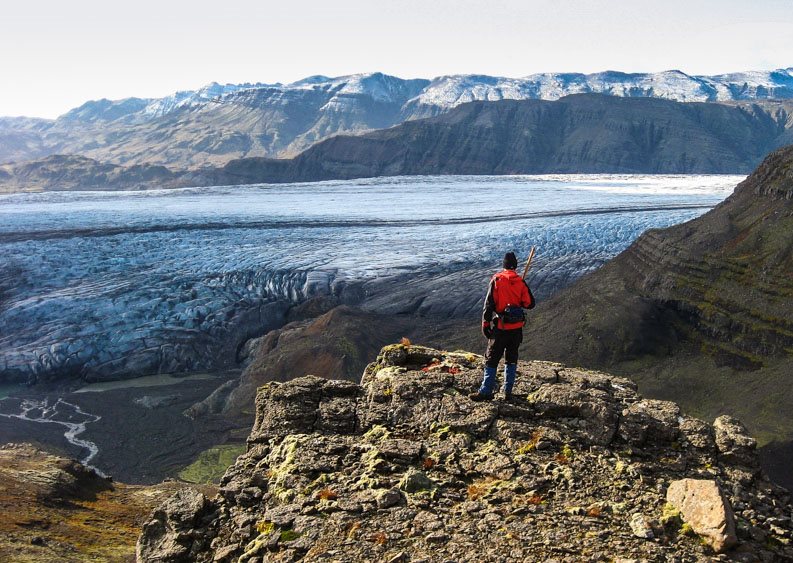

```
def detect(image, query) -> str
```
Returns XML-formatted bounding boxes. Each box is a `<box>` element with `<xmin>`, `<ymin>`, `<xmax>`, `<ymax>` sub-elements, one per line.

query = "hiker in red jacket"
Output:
<box><xmin>470</xmin><ymin>251</ymin><xmax>535</xmax><ymax>401</ymax></box>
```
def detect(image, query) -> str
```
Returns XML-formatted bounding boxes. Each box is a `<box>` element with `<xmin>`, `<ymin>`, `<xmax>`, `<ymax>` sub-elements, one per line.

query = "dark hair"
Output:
<box><xmin>503</xmin><ymin>252</ymin><xmax>518</xmax><ymax>270</ymax></box>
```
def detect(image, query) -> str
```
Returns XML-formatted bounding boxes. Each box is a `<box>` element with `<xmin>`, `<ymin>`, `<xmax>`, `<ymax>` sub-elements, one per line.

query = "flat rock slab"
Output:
<box><xmin>666</xmin><ymin>478</ymin><xmax>737</xmax><ymax>553</ymax></box>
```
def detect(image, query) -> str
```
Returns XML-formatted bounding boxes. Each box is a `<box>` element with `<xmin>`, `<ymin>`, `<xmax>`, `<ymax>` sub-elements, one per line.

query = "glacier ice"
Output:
<box><xmin>0</xmin><ymin>174</ymin><xmax>742</xmax><ymax>383</ymax></box>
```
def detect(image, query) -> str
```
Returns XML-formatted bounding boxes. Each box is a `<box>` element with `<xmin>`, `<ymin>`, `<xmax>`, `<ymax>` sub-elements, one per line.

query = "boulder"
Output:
<box><xmin>629</xmin><ymin>513</ymin><xmax>654</xmax><ymax>539</ymax></box>
<box><xmin>530</xmin><ymin>383</ymin><xmax>618</xmax><ymax>445</ymax></box>
<box><xmin>398</xmin><ymin>469</ymin><xmax>435</xmax><ymax>493</ymax></box>
<box><xmin>618</xmin><ymin>399</ymin><xmax>680</xmax><ymax>446</ymax></box>
<box><xmin>713</xmin><ymin>415</ymin><xmax>758</xmax><ymax>467</ymax></box>
<box><xmin>666</xmin><ymin>478</ymin><xmax>737</xmax><ymax>553</ymax></box>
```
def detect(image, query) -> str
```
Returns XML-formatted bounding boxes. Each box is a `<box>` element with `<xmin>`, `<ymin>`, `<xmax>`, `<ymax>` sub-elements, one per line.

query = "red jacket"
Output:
<box><xmin>482</xmin><ymin>269</ymin><xmax>535</xmax><ymax>330</ymax></box>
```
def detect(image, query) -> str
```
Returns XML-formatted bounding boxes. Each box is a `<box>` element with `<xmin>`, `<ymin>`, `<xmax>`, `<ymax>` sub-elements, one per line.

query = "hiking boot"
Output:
<box><xmin>468</xmin><ymin>391</ymin><xmax>494</xmax><ymax>402</ymax></box>
<box><xmin>503</xmin><ymin>391</ymin><xmax>513</xmax><ymax>402</ymax></box>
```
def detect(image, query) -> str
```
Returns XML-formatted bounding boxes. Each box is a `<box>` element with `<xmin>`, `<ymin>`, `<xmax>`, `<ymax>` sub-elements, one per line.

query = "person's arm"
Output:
<box><xmin>522</xmin><ymin>280</ymin><xmax>536</xmax><ymax>309</ymax></box>
<box><xmin>482</xmin><ymin>278</ymin><xmax>496</xmax><ymax>337</ymax></box>
<box><xmin>482</xmin><ymin>278</ymin><xmax>496</xmax><ymax>323</ymax></box>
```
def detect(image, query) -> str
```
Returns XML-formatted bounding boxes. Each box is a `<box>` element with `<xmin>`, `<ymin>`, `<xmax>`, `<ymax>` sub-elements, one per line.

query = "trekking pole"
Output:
<box><xmin>521</xmin><ymin>246</ymin><xmax>536</xmax><ymax>280</ymax></box>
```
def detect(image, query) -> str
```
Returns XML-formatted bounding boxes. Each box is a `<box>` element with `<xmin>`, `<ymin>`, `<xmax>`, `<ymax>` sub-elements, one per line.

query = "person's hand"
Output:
<box><xmin>482</xmin><ymin>321</ymin><xmax>493</xmax><ymax>339</ymax></box>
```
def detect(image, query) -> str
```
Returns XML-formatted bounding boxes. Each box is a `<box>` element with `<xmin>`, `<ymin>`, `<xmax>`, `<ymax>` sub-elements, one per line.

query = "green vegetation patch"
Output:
<box><xmin>178</xmin><ymin>443</ymin><xmax>246</xmax><ymax>484</ymax></box>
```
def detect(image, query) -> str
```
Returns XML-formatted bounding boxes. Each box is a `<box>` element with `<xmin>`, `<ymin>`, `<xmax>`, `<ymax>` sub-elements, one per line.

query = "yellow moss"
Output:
<box><xmin>267</xmin><ymin>435</ymin><xmax>304</xmax><ymax>503</ymax></box>
<box><xmin>516</xmin><ymin>430</ymin><xmax>543</xmax><ymax>455</ymax></box>
<box><xmin>280</xmin><ymin>530</ymin><xmax>301</xmax><ymax>542</ymax></box>
<box><xmin>660</xmin><ymin>503</ymin><xmax>681</xmax><ymax>525</ymax></box>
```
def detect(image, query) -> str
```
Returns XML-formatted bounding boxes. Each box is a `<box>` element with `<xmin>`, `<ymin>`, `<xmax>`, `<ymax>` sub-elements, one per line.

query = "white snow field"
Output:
<box><xmin>0</xmin><ymin>175</ymin><xmax>742</xmax><ymax>383</ymax></box>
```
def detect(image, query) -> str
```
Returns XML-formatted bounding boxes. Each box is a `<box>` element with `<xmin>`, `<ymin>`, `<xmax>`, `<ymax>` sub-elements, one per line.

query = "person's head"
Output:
<box><xmin>503</xmin><ymin>251</ymin><xmax>518</xmax><ymax>270</ymax></box>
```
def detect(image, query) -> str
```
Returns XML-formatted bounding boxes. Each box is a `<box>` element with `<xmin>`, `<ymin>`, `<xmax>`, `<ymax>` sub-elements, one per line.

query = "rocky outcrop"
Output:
<box><xmin>137</xmin><ymin>345</ymin><xmax>793</xmax><ymax>562</ymax></box>
<box><xmin>189</xmin><ymin>306</ymin><xmax>430</xmax><ymax>422</ymax></box>
<box><xmin>0</xmin><ymin>442</ymin><xmax>112</xmax><ymax>503</ymax></box>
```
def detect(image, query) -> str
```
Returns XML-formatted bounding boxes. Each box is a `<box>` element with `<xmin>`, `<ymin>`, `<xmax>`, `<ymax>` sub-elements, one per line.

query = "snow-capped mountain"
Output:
<box><xmin>2</xmin><ymin>67</ymin><xmax>792</xmax><ymax>167</ymax></box>
<box><xmin>54</xmin><ymin>67</ymin><xmax>793</xmax><ymax>125</ymax></box>
<box><xmin>404</xmin><ymin>68</ymin><xmax>793</xmax><ymax>117</ymax></box>
<box><xmin>140</xmin><ymin>81</ymin><xmax>275</xmax><ymax>119</ymax></box>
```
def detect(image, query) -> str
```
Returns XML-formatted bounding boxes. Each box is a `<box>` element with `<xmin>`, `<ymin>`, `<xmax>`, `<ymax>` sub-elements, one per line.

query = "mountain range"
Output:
<box><xmin>3</xmin><ymin>93</ymin><xmax>792</xmax><ymax>192</ymax></box>
<box><xmin>2</xmin><ymin>67</ymin><xmax>793</xmax><ymax>169</ymax></box>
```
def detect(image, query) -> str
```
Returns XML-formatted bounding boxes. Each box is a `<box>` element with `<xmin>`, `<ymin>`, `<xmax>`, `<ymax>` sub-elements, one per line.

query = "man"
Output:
<box><xmin>469</xmin><ymin>251</ymin><xmax>535</xmax><ymax>401</ymax></box>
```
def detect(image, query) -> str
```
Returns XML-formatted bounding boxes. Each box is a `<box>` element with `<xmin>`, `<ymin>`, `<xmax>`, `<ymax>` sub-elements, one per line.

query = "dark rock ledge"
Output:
<box><xmin>137</xmin><ymin>345</ymin><xmax>793</xmax><ymax>562</ymax></box>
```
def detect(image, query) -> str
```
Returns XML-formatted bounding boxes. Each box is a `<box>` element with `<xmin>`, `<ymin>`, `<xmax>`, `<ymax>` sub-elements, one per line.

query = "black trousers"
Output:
<box><xmin>484</xmin><ymin>328</ymin><xmax>523</xmax><ymax>368</ymax></box>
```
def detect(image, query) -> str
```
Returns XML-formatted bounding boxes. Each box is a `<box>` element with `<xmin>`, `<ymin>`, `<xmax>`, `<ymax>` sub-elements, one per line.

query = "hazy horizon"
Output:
<box><xmin>2</xmin><ymin>0</ymin><xmax>792</xmax><ymax>119</ymax></box>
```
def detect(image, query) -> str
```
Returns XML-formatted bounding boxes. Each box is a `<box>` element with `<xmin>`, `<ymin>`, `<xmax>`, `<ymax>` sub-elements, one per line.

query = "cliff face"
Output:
<box><xmin>214</xmin><ymin>95</ymin><xmax>793</xmax><ymax>186</ymax></box>
<box><xmin>521</xmin><ymin>145</ymin><xmax>793</xmax><ymax>457</ymax></box>
<box><xmin>137</xmin><ymin>345</ymin><xmax>793</xmax><ymax>562</ymax></box>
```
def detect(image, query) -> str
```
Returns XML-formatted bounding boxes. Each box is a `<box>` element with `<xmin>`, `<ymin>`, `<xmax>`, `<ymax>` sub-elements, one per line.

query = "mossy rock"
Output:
<box><xmin>178</xmin><ymin>443</ymin><xmax>246</xmax><ymax>484</ymax></box>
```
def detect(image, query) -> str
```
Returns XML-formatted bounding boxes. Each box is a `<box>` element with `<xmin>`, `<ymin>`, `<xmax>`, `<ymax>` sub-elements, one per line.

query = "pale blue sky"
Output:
<box><xmin>2</xmin><ymin>0</ymin><xmax>792</xmax><ymax>118</ymax></box>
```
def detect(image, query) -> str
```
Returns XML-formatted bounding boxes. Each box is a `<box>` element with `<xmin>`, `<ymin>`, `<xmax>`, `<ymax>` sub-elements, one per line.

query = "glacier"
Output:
<box><xmin>0</xmin><ymin>174</ymin><xmax>742</xmax><ymax>384</ymax></box>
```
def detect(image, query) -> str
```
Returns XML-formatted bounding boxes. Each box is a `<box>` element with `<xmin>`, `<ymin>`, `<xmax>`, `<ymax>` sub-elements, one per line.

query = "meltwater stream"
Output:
<box><xmin>0</xmin><ymin>397</ymin><xmax>104</xmax><ymax>474</ymax></box>
<box><xmin>0</xmin><ymin>174</ymin><xmax>743</xmax><ymax>384</ymax></box>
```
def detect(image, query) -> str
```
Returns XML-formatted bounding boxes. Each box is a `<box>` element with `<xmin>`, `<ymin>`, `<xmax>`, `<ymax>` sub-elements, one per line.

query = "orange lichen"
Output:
<box><xmin>527</xmin><ymin>494</ymin><xmax>545</xmax><ymax>505</ymax></box>
<box><xmin>317</xmin><ymin>487</ymin><xmax>338</xmax><ymax>501</ymax></box>
<box><xmin>587</xmin><ymin>506</ymin><xmax>602</xmax><ymax>518</ymax></box>
<box><xmin>368</xmin><ymin>531</ymin><xmax>387</xmax><ymax>545</ymax></box>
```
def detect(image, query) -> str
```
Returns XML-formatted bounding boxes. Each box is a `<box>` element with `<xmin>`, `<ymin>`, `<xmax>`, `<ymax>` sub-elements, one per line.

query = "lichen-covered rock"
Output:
<box><xmin>629</xmin><ymin>513</ymin><xmax>654</xmax><ymax>539</ymax></box>
<box><xmin>667</xmin><ymin>478</ymin><xmax>738</xmax><ymax>553</ymax></box>
<box><xmin>530</xmin><ymin>382</ymin><xmax>618</xmax><ymax>445</ymax></box>
<box><xmin>136</xmin><ymin>345</ymin><xmax>793</xmax><ymax>562</ymax></box>
<box><xmin>248</xmin><ymin>375</ymin><xmax>359</xmax><ymax>443</ymax></box>
<box><xmin>136</xmin><ymin>488</ymin><xmax>215</xmax><ymax>562</ymax></box>
<box><xmin>714</xmin><ymin>415</ymin><xmax>758</xmax><ymax>468</ymax></box>
<box><xmin>398</xmin><ymin>469</ymin><xmax>435</xmax><ymax>493</ymax></box>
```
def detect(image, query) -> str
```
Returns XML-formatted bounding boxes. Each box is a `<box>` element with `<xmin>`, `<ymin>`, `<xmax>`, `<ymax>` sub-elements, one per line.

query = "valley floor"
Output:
<box><xmin>0</xmin><ymin>371</ymin><xmax>246</xmax><ymax>484</ymax></box>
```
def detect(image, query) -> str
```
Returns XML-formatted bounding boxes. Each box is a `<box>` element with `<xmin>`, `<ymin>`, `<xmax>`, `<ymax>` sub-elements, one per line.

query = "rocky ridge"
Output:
<box><xmin>138</xmin><ymin>344</ymin><xmax>793</xmax><ymax>562</ymax></box>
<box><xmin>519</xmin><ymin>143</ymin><xmax>793</xmax><ymax>480</ymax></box>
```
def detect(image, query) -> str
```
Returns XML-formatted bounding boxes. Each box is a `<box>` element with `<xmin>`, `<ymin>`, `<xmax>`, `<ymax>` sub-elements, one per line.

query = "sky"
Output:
<box><xmin>2</xmin><ymin>0</ymin><xmax>792</xmax><ymax>118</ymax></box>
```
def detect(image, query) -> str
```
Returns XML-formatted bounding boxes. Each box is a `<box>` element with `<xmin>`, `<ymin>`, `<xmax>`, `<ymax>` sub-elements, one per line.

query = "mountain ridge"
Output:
<box><xmin>3</xmin><ymin>95</ymin><xmax>792</xmax><ymax>193</ymax></box>
<box><xmin>3</xmin><ymin>66</ymin><xmax>793</xmax><ymax>168</ymax></box>
<box><xmin>518</xmin><ymin>144</ymin><xmax>793</xmax><ymax>486</ymax></box>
